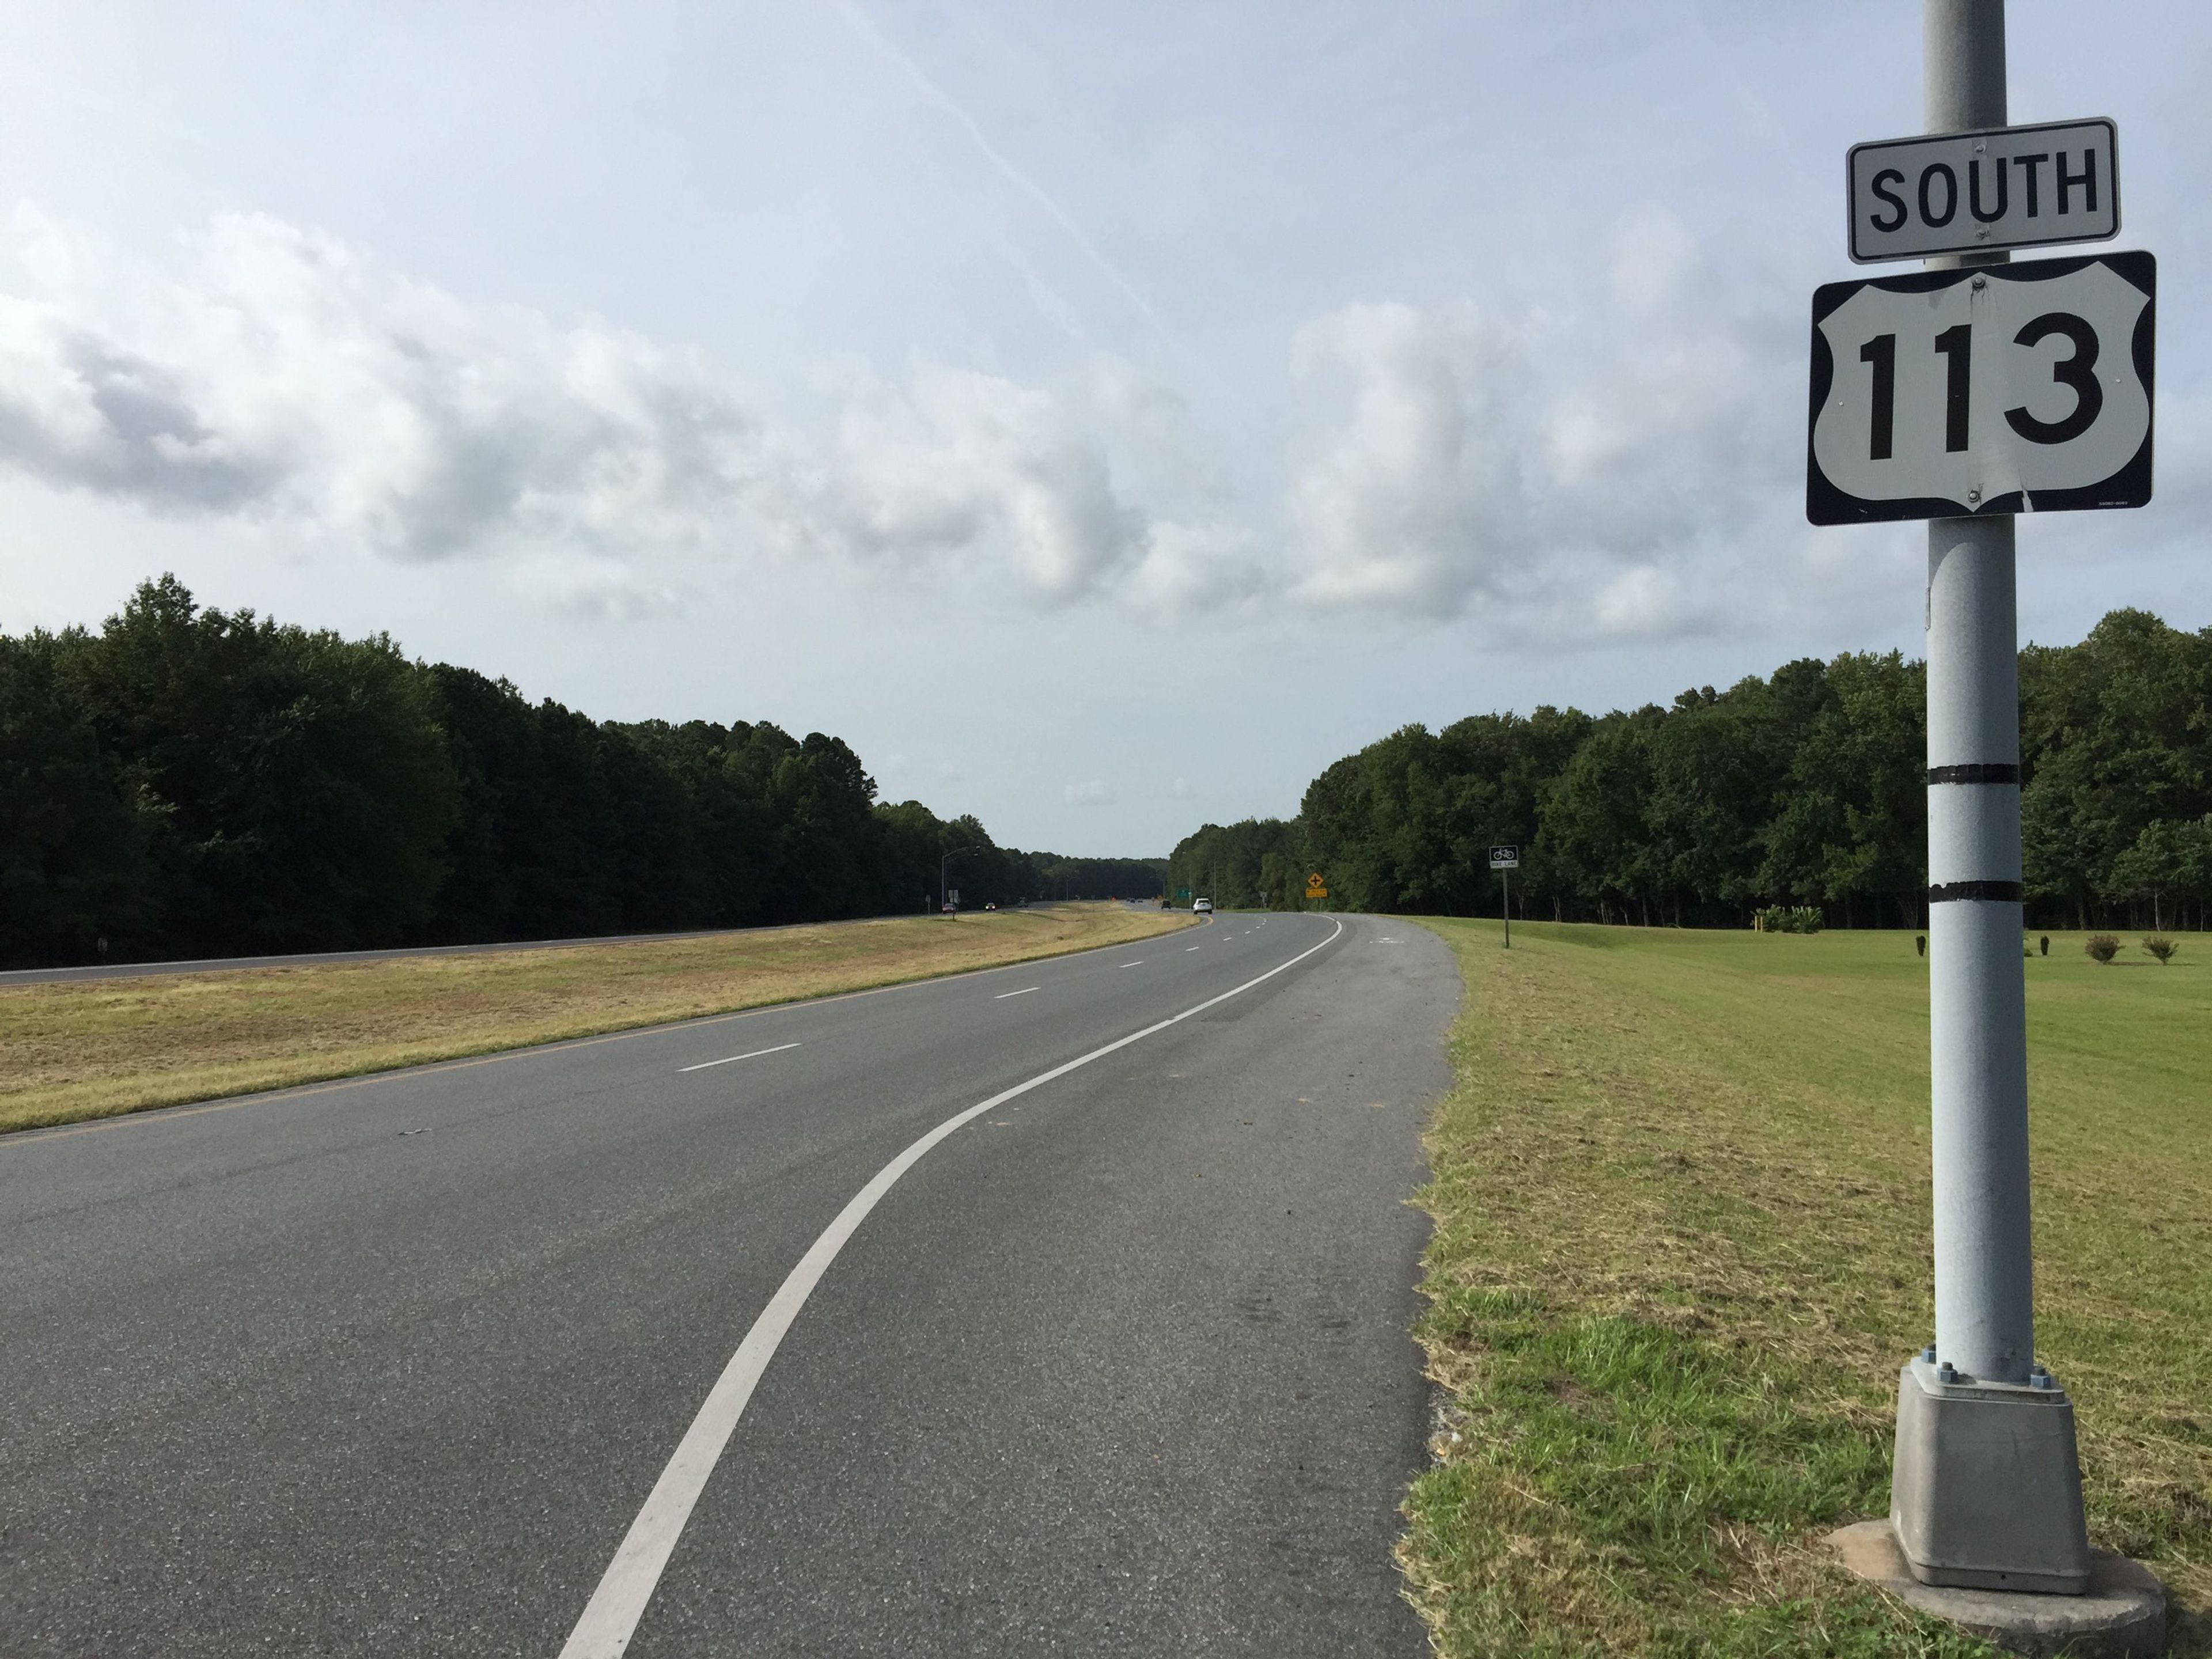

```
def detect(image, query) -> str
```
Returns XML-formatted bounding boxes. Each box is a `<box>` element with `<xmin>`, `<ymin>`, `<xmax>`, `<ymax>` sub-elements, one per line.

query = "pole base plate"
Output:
<box><xmin>1830</xmin><ymin>1520</ymin><xmax>2165</xmax><ymax>1657</ymax></box>
<box><xmin>1893</xmin><ymin>1357</ymin><xmax>2090</xmax><ymax>1591</ymax></box>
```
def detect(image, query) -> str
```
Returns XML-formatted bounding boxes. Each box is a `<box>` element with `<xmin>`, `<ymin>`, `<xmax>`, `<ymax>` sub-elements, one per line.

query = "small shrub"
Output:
<box><xmin>1916</xmin><ymin>934</ymin><xmax>1927</xmax><ymax>957</ymax></box>
<box><xmin>1756</xmin><ymin>904</ymin><xmax>1826</xmax><ymax>935</ymax></box>
<box><xmin>2039</xmin><ymin>935</ymin><xmax>2050</xmax><ymax>956</ymax></box>
<box><xmin>2085</xmin><ymin>934</ymin><xmax>2121</xmax><ymax>964</ymax></box>
<box><xmin>2142</xmin><ymin>936</ymin><xmax>2179</xmax><ymax>965</ymax></box>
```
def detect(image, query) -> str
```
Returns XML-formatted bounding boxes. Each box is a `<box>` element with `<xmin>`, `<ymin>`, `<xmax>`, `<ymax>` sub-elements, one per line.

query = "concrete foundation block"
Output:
<box><xmin>1893</xmin><ymin>1356</ymin><xmax>2090</xmax><ymax>1592</ymax></box>
<box><xmin>1831</xmin><ymin>1519</ymin><xmax>2166</xmax><ymax>1657</ymax></box>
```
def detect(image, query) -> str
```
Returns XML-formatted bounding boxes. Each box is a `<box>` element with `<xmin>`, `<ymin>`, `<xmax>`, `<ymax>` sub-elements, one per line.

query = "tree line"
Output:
<box><xmin>1168</xmin><ymin>608</ymin><xmax>2212</xmax><ymax>932</ymax></box>
<box><xmin>0</xmin><ymin>577</ymin><xmax>1162</xmax><ymax>968</ymax></box>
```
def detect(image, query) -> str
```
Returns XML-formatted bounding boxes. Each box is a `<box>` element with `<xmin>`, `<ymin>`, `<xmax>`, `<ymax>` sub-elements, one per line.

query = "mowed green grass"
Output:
<box><xmin>1399</xmin><ymin>920</ymin><xmax>2210</xmax><ymax>1658</ymax></box>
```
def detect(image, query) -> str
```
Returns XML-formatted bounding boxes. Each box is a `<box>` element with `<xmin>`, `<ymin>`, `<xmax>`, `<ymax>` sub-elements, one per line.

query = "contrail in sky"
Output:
<box><xmin>832</xmin><ymin>0</ymin><xmax>1180</xmax><ymax>350</ymax></box>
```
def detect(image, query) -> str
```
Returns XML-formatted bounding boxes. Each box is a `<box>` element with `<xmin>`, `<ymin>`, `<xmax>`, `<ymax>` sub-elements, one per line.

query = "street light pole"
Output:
<box><xmin>940</xmin><ymin>849</ymin><xmax>963</xmax><ymax>914</ymax></box>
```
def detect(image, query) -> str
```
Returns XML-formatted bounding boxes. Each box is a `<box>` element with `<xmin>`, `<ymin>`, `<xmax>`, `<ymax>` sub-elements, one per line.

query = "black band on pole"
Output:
<box><xmin>1926</xmin><ymin>763</ymin><xmax>2021</xmax><ymax>785</ymax></box>
<box><xmin>1927</xmin><ymin>880</ymin><xmax>2025</xmax><ymax>903</ymax></box>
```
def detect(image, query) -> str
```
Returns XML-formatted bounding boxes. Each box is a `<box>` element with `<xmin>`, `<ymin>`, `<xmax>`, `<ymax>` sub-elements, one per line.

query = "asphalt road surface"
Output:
<box><xmin>1</xmin><ymin>911</ymin><xmax>1460</xmax><ymax>1656</ymax></box>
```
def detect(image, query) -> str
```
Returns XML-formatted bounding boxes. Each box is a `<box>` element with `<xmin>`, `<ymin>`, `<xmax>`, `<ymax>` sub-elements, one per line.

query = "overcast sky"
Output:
<box><xmin>2</xmin><ymin>1</ymin><xmax>2206</xmax><ymax>855</ymax></box>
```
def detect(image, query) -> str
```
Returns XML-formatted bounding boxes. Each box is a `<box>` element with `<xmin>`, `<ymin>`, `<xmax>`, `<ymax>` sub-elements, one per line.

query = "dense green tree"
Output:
<box><xmin>1644</xmin><ymin>685</ymin><xmax>1785</xmax><ymax>922</ymax></box>
<box><xmin>12</xmin><ymin>577</ymin><xmax>2207</xmax><ymax>961</ymax></box>
<box><xmin>64</xmin><ymin>577</ymin><xmax>458</xmax><ymax>956</ymax></box>
<box><xmin>2105</xmin><ymin>815</ymin><xmax>2212</xmax><ymax>933</ymax></box>
<box><xmin>2021</xmin><ymin>611</ymin><xmax>2212</xmax><ymax>928</ymax></box>
<box><xmin>1234</xmin><ymin>613</ymin><xmax>2204</xmax><ymax>931</ymax></box>
<box><xmin>1167</xmin><ymin>819</ymin><xmax>1304</xmax><ymax>911</ymax></box>
<box><xmin>0</xmin><ymin>630</ymin><xmax>157</xmax><ymax>960</ymax></box>
<box><xmin>1535</xmin><ymin>710</ymin><xmax>1661</xmax><ymax>923</ymax></box>
<box><xmin>1758</xmin><ymin>652</ymin><xmax>1926</xmax><ymax>927</ymax></box>
<box><xmin>2</xmin><ymin>575</ymin><xmax>1115</xmax><ymax>967</ymax></box>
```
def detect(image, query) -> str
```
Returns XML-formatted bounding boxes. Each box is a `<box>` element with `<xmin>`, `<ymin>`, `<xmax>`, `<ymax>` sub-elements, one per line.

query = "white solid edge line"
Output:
<box><xmin>993</xmin><ymin>986</ymin><xmax>1040</xmax><ymax>999</ymax></box>
<box><xmin>676</xmin><ymin>1042</ymin><xmax>802</xmax><ymax>1074</ymax></box>
<box><xmin>556</xmin><ymin>914</ymin><xmax>1344</xmax><ymax>1659</ymax></box>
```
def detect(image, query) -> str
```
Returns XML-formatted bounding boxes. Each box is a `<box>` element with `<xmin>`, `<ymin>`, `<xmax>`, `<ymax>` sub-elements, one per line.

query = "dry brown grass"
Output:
<box><xmin>0</xmin><ymin>905</ymin><xmax>1196</xmax><ymax>1134</ymax></box>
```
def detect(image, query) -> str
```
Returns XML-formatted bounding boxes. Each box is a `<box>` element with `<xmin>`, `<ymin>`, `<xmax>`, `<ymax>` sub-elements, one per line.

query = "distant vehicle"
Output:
<box><xmin>941</xmin><ymin>902</ymin><xmax>957</xmax><ymax>914</ymax></box>
<box><xmin>984</xmin><ymin>903</ymin><xmax>997</xmax><ymax>911</ymax></box>
<box><xmin>1194</xmin><ymin>897</ymin><xmax>1213</xmax><ymax>913</ymax></box>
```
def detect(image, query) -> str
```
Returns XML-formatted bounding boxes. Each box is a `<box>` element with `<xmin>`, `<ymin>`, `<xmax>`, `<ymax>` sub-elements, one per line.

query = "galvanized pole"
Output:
<box><xmin>1502</xmin><ymin>868</ymin><xmax>1512</xmax><ymax>949</ymax></box>
<box><xmin>1890</xmin><ymin>0</ymin><xmax>2089</xmax><ymax>1597</ymax></box>
<box><xmin>1922</xmin><ymin>0</ymin><xmax>2034</xmax><ymax>1391</ymax></box>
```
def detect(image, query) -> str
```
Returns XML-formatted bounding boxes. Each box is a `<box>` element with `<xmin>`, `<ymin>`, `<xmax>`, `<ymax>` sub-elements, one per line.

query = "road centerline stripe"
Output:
<box><xmin>555</xmin><ymin>916</ymin><xmax>1343</xmax><ymax>1659</ymax></box>
<box><xmin>676</xmin><ymin>1042</ymin><xmax>801</xmax><ymax>1074</ymax></box>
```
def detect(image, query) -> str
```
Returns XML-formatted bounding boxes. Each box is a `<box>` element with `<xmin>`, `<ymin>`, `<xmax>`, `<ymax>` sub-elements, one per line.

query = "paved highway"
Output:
<box><xmin>1</xmin><ymin>911</ymin><xmax>1460</xmax><ymax>1656</ymax></box>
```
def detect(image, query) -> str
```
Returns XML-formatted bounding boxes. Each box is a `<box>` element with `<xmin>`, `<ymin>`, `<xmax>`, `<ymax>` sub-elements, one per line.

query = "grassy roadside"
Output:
<box><xmin>1397</xmin><ymin>920</ymin><xmax>2211</xmax><ymax>1657</ymax></box>
<box><xmin>0</xmin><ymin>904</ymin><xmax>1196</xmax><ymax>1135</ymax></box>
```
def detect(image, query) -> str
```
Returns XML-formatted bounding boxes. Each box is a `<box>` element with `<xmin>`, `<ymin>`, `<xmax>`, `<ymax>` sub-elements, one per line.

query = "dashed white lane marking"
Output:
<box><xmin>1185</xmin><ymin>946</ymin><xmax>1200</xmax><ymax>952</ymax></box>
<box><xmin>557</xmin><ymin>916</ymin><xmax>1344</xmax><ymax>1658</ymax></box>
<box><xmin>676</xmin><ymin>1042</ymin><xmax>801</xmax><ymax>1074</ymax></box>
<box><xmin>1120</xmin><ymin>960</ymin><xmax>1144</xmax><ymax>967</ymax></box>
<box><xmin>994</xmin><ymin>986</ymin><xmax>1040</xmax><ymax>999</ymax></box>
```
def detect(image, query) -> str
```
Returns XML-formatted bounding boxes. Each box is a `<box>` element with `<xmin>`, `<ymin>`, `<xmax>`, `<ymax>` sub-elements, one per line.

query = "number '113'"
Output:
<box><xmin>1857</xmin><ymin>312</ymin><xmax>2103</xmax><ymax>463</ymax></box>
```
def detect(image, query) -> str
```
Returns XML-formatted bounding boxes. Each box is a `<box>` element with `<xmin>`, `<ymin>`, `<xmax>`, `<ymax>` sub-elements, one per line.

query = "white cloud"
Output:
<box><xmin>0</xmin><ymin>201</ymin><xmax>1989</xmax><ymax>643</ymax></box>
<box><xmin>1125</xmin><ymin>520</ymin><xmax>1270</xmax><ymax>613</ymax></box>
<box><xmin>0</xmin><ymin>206</ymin><xmax>1191</xmax><ymax>612</ymax></box>
<box><xmin>787</xmin><ymin>363</ymin><xmax>1145</xmax><ymax>603</ymax></box>
<box><xmin>0</xmin><ymin>206</ymin><xmax>769</xmax><ymax>566</ymax></box>
<box><xmin>514</xmin><ymin>553</ymin><xmax>684</xmax><ymax>622</ymax></box>
<box><xmin>1282</xmin><ymin>203</ymin><xmax>1820</xmax><ymax>635</ymax></box>
<box><xmin>1063</xmin><ymin>778</ymin><xmax>1113</xmax><ymax>805</ymax></box>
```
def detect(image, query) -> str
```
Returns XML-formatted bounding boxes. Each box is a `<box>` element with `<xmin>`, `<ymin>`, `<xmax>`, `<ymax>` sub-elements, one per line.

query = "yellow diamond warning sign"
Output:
<box><xmin>1304</xmin><ymin>872</ymin><xmax>1328</xmax><ymax>899</ymax></box>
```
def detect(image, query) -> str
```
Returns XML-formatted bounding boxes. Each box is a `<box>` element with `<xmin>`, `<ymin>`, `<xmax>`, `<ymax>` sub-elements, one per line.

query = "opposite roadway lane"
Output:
<box><xmin>2</xmin><ymin>911</ymin><xmax>1461</xmax><ymax>1656</ymax></box>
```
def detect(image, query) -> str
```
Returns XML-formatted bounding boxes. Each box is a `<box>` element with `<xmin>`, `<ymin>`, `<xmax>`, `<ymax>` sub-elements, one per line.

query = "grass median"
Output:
<box><xmin>1398</xmin><ymin>920</ymin><xmax>2210</xmax><ymax>1657</ymax></box>
<box><xmin>0</xmin><ymin>904</ymin><xmax>1198</xmax><ymax>1135</ymax></box>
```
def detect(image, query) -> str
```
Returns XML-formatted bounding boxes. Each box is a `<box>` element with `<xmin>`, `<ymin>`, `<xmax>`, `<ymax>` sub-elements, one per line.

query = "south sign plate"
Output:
<box><xmin>1806</xmin><ymin>251</ymin><xmax>2153</xmax><ymax>526</ymax></box>
<box><xmin>1847</xmin><ymin>118</ymin><xmax>2118</xmax><ymax>264</ymax></box>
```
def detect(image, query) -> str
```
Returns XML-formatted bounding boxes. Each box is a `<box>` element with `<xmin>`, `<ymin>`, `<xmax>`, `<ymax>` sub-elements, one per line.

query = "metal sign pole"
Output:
<box><xmin>1923</xmin><ymin>0</ymin><xmax>2035</xmax><ymax>1401</ymax></box>
<box><xmin>1888</xmin><ymin>0</ymin><xmax>2091</xmax><ymax>1597</ymax></box>
<box><xmin>1502</xmin><ymin>868</ymin><xmax>1511</xmax><ymax>949</ymax></box>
